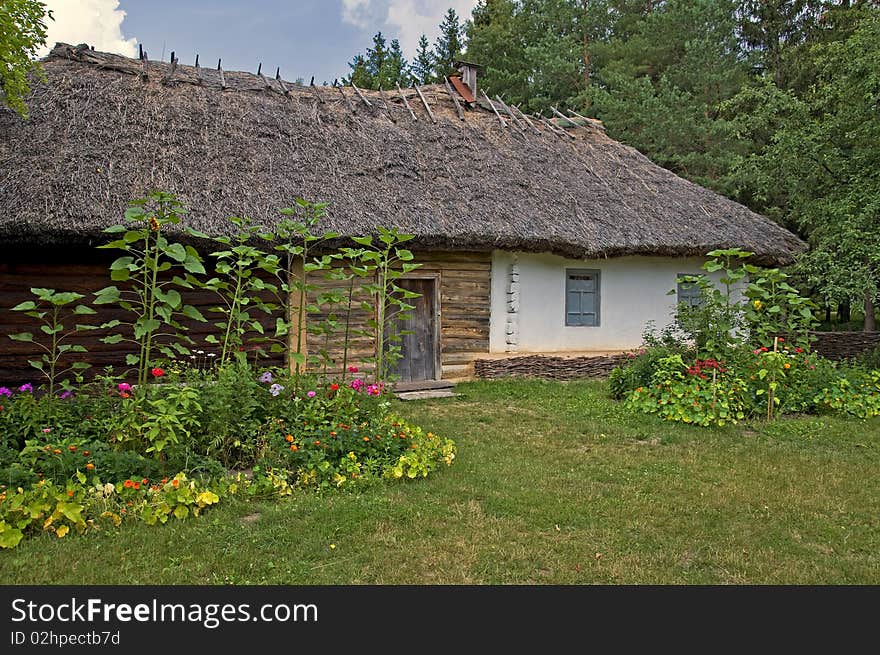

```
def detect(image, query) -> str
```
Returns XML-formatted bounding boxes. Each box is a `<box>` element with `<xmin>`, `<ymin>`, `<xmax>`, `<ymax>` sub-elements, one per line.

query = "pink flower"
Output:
<box><xmin>350</xmin><ymin>378</ymin><xmax>364</xmax><ymax>392</ymax></box>
<box><xmin>18</xmin><ymin>383</ymin><xmax>33</xmax><ymax>393</ymax></box>
<box><xmin>42</xmin><ymin>428</ymin><xmax>51</xmax><ymax>433</ymax></box>
<box><xmin>367</xmin><ymin>384</ymin><xmax>382</xmax><ymax>396</ymax></box>
<box><xmin>118</xmin><ymin>383</ymin><xmax>132</xmax><ymax>392</ymax></box>
<box><xmin>307</xmin><ymin>390</ymin><xmax>317</xmax><ymax>398</ymax></box>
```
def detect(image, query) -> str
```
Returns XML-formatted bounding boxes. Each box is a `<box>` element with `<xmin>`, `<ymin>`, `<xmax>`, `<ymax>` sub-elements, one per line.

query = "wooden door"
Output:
<box><xmin>387</xmin><ymin>278</ymin><xmax>439</xmax><ymax>383</ymax></box>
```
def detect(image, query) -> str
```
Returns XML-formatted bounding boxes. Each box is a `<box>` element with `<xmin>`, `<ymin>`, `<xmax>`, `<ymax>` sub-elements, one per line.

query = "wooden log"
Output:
<box><xmin>287</xmin><ymin>259</ymin><xmax>308</xmax><ymax>374</ymax></box>
<box><xmin>536</xmin><ymin>113</ymin><xmax>575</xmax><ymax>139</ymax></box>
<box><xmin>413</xmin><ymin>84</ymin><xmax>437</xmax><ymax>123</ymax></box>
<box><xmin>551</xmin><ymin>106</ymin><xmax>588</xmax><ymax>133</ymax></box>
<box><xmin>481</xmin><ymin>90</ymin><xmax>506</xmax><ymax>128</ymax></box>
<box><xmin>309</xmin><ymin>76</ymin><xmax>325</xmax><ymax>104</ymax></box>
<box><xmin>275</xmin><ymin>68</ymin><xmax>290</xmax><ymax>95</ymax></box>
<box><xmin>351</xmin><ymin>82</ymin><xmax>373</xmax><ymax>108</ymax></box>
<box><xmin>512</xmin><ymin>104</ymin><xmax>541</xmax><ymax>135</ymax></box>
<box><xmin>495</xmin><ymin>95</ymin><xmax>524</xmax><ymax>131</ymax></box>
<box><xmin>396</xmin><ymin>82</ymin><xmax>417</xmax><ymax>121</ymax></box>
<box><xmin>567</xmin><ymin>107</ymin><xmax>604</xmax><ymax>132</ymax></box>
<box><xmin>377</xmin><ymin>85</ymin><xmax>396</xmax><ymax>122</ymax></box>
<box><xmin>217</xmin><ymin>59</ymin><xmax>227</xmax><ymax>90</ymax></box>
<box><xmin>337</xmin><ymin>83</ymin><xmax>356</xmax><ymax>113</ymax></box>
<box><xmin>444</xmin><ymin>78</ymin><xmax>465</xmax><ymax>121</ymax></box>
<box><xmin>162</xmin><ymin>55</ymin><xmax>178</xmax><ymax>85</ymax></box>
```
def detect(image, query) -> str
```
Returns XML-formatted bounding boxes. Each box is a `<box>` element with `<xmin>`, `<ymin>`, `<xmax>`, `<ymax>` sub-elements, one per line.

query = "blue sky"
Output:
<box><xmin>41</xmin><ymin>0</ymin><xmax>478</xmax><ymax>84</ymax></box>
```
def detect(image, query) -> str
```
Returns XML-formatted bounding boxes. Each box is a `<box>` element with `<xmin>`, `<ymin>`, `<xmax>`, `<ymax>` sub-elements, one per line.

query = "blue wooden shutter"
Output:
<box><xmin>565</xmin><ymin>269</ymin><xmax>600</xmax><ymax>326</ymax></box>
<box><xmin>677</xmin><ymin>275</ymin><xmax>703</xmax><ymax>309</ymax></box>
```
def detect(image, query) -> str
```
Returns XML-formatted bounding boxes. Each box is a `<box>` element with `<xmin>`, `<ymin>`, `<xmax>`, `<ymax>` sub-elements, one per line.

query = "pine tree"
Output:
<box><xmin>410</xmin><ymin>34</ymin><xmax>435</xmax><ymax>84</ymax></box>
<box><xmin>346</xmin><ymin>53</ymin><xmax>373</xmax><ymax>88</ymax></box>
<box><xmin>365</xmin><ymin>31</ymin><xmax>389</xmax><ymax>87</ymax></box>
<box><xmin>379</xmin><ymin>38</ymin><xmax>410</xmax><ymax>88</ymax></box>
<box><xmin>434</xmin><ymin>8</ymin><xmax>464</xmax><ymax>79</ymax></box>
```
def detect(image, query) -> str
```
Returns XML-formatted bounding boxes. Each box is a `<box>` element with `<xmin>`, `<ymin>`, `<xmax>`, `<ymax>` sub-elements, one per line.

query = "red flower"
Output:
<box><xmin>795</xmin><ymin>347</ymin><xmax>804</xmax><ymax>353</ymax></box>
<box><xmin>347</xmin><ymin>366</ymin><xmax>358</xmax><ymax>373</ymax></box>
<box><xmin>778</xmin><ymin>337</ymin><xmax>785</xmax><ymax>343</ymax></box>
<box><xmin>151</xmin><ymin>367</ymin><xmax>165</xmax><ymax>378</ymax></box>
<box><xmin>142</xmin><ymin>478</ymin><xmax>148</xmax><ymax>486</ymax></box>
<box><xmin>330</xmin><ymin>383</ymin><xmax>339</xmax><ymax>391</ymax></box>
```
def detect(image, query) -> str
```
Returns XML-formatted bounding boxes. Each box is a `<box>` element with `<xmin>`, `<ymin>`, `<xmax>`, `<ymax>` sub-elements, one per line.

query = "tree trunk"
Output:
<box><xmin>838</xmin><ymin>300</ymin><xmax>851</xmax><ymax>324</ymax></box>
<box><xmin>865</xmin><ymin>293</ymin><xmax>876</xmax><ymax>332</ymax></box>
<box><xmin>580</xmin><ymin>1</ymin><xmax>590</xmax><ymax>94</ymax></box>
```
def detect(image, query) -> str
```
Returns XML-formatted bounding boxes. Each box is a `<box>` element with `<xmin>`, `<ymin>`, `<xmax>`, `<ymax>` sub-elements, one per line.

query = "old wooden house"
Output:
<box><xmin>0</xmin><ymin>44</ymin><xmax>805</xmax><ymax>385</ymax></box>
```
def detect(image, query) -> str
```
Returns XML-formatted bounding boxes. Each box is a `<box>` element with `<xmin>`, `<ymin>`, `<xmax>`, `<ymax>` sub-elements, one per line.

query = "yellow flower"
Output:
<box><xmin>753</xmin><ymin>300</ymin><xmax>763</xmax><ymax>310</ymax></box>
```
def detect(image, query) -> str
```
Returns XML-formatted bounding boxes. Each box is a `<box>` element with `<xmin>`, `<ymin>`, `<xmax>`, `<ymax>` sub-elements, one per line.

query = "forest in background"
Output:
<box><xmin>345</xmin><ymin>1</ymin><xmax>880</xmax><ymax>329</ymax></box>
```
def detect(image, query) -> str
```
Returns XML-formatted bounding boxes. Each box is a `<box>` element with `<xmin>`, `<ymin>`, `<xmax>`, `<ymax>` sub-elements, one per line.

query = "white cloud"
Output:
<box><xmin>38</xmin><ymin>0</ymin><xmax>137</xmax><ymax>58</ymax></box>
<box><xmin>341</xmin><ymin>0</ymin><xmax>479</xmax><ymax>58</ymax></box>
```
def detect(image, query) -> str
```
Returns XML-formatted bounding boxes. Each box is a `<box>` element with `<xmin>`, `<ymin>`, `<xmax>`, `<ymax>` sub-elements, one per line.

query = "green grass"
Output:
<box><xmin>2</xmin><ymin>379</ymin><xmax>879</xmax><ymax>584</ymax></box>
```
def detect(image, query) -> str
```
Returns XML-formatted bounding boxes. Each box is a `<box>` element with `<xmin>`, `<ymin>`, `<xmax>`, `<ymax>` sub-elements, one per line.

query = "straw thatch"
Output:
<box><xmin>0</xmin><ymin>43</ymin><xmax>805</xmax><ymax>264</ymax></box>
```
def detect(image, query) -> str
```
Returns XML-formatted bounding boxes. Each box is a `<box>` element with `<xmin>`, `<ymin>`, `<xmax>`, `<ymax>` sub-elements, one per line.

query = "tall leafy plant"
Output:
<box><xmin>8</xmin><ymin>288</ymin><xmax>97</xmax><ymax>395</ymax></box>
<box><xmin>94</xmin><ymin>192</ymin><xmax>207</xmax><ymax>386</ymax></box>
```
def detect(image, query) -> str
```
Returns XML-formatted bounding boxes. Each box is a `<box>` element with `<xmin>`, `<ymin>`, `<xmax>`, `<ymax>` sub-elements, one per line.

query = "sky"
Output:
<box><xmin>39</xmin><ymin>0</ymin><xmax>479</xmax><ymax>84</ymax></box>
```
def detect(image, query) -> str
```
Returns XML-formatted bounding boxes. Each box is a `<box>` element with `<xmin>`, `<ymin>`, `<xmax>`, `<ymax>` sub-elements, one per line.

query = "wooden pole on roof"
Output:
<box><xmin>335</xmin><ymin>82</ymin><xmax>356</xmax><ymax>113</ymax></box>
<box><xmin>413</xmin><ymin>84</ymin><xmax>436</xmax><ymax>123</ymax></box>
<box><xmin>257</xmin><ymin>63</ymin><xmax>272</xmax><ymax>89</ymax></box>
<box><xmin>351</xmin><ymin>82</ymin><xmax>373</xmax><ymax>108</ymax></box>
<box><xmin>551</xmin><ymin>106</ymin><xmax>588</xmax><ymax>132</ymax></box>
<box><xmin>217</xmin><ymin>59</ymin><xmax>227</xmax><ymax>90</ymax></box>
<box><xmin>495</xmin><ymin>95</ymin><xmax>524</xmax><ymax>131</ymax></box>
<box><xmin>536</xmin><ymin>113</ymin><xmax>574</xmax><ymax>139</ymax></box>
<box><xmin>275</xmin><ymin>67</ymin><xmax>290</xmax><ymax>95</ymax></box>
<box><xmin>162</xmin><ymin>53</ymin><xmax>178</xmax><ymax>84</ymax></box>
<box><xmin>396</xmin><ymin>82</ymin><xmax>417</xmax><ymax>121</ymax></box>
<box><xmin>309</xmin><ymin>76</ymin><xmax>325</xmax><ymax>104</ymax></box>
<box><xmin>377</xmin><ymin>85</ymin><xmax>396</xmax><ymax>122</ymax></box>
<box><xmin>567</xmin><ymin>107</ymin><xmax>603</xmax><ymax>132</ymax></box>
<box><xmin>511</xmin><ymin>104</ymin><xmax>541</xmax><ymax>135</ymax></box>
<box><xmin>480</xmin><ymin>89</ymin><xmax>506</xmax><ymax>128</ymax></box>
<box><xmin>444</xmin><ymin>78</ymin><xmax>465</xmax><ymax>121</ymax></box>
<box><xmin>140</xmin><ymin>48</ymin><xmax>149</xmax><ymax>80</ymax></box>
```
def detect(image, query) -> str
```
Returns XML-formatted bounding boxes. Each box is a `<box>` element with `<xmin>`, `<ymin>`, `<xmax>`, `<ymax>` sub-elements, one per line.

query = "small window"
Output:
<box><xmin>677</xmin><ymin>274</ymin><xmax>703</xmax><ymax>309</ymax></box>
<box><xmin>565</xmin><ymin>269</ymin><xmax>600</xmax><ymax>326</ymax></box>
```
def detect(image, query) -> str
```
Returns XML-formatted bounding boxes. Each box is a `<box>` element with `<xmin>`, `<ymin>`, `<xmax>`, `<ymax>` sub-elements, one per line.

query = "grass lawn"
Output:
<box><xmin>1</xmin><ymin>379</ymin><xmax>878</xmax><ymax>584</ymax></box>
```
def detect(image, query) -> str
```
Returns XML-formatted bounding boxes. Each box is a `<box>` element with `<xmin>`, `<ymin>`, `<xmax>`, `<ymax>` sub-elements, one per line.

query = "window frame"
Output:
<box><xmin>564</xmin><ymin>268</ymin><xmax>601</xmax><ymax>327</ymax></box>
<box><xmin>676</xmin><ymin>273</ymin><xmax>704</xmax><ymax>310</ymax></box>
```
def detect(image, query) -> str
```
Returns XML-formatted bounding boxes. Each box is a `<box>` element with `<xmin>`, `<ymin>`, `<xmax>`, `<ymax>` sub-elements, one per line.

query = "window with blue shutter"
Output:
<box><xmin>565</xmin><ymin>269</ymin><xmax>600</xmax><ymax>327</ymax></box>
<box><xmin>677</xmin><ymin>274</ymin><xmax>703</xmax><ymax>310</ymax></box>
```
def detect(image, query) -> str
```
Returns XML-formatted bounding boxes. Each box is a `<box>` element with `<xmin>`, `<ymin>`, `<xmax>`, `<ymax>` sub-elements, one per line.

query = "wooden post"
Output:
<box><xmin>377</xmin><ymin>85</ymin><xmax>396</xmax><ymax>122</ymax></box>
<box><xmin>396</xmin><ymin>82</ymin><xmax>417</xmax><ymax>121</ymax></box>
<box><xmin>567</xmin><ymin>107</ymin><xmax>603</xmax><ymax>131</ymax></box>
<box><xmin>481</xmin><ymin>90</ymin><xmax>506</xmax><ymax>128</ymax></box>
<box><xmin>276</xmin><ymin>68</ymin><xmax>290</xmax><ymax>95</ymax></box>
<box><xmin>414</xmin><ymin>84</ymin><xmax>436</xmax><ymax>123</ymax></box>
<box><xmin>287</xmin><ymin>257</ymin><xmax>308</xmax><ymax>374</ymax></box>
<box><xmin>217</xmin><ymin>59</ymin><xmax>227</xmax><ymax>90</ymax></box>
<box><xmin>551</xmin><ymin>106</ymin><xmax>588</xmax><ymax>132</ymax></box>
<box><xmin>495</xmin><ymin>95</ymin><xmax>524</xmax><ymax>131</ymax></box>
<box><xmin>351</xmin><ymin>82</ymin><xmax>373</xmax><ymax>108</ymax></box>
<box><xmin>309</xmin><ymin>76</ymin><xmax>325</xmax><ymax>104</ymax></box>
<box><xmin>337</xmin><ymin>83</ymin><xmax>356</xmax><ymax>113</ymax></box>
<box><xmin>512</xmin><ymin>104</ymin><xmax>541</xmax><ymax>135</ymax></box>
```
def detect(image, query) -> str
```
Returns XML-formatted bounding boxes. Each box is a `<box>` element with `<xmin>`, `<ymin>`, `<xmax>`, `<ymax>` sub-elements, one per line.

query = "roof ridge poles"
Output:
<box><xmin>413</xmin><ymin>84</ymin><xmax>436</xmax><ymax>123</ymax></box>
<box><xmin>335</xmin><ymin>81</ymin><xmax>356</xmax><ymax>114</ymax></box>
<box><xmin>217</xmin><ymin>58</ymin><xmax>227</xmax><ymax>90</ymax></box>
<box><xmin>275</xmin><ymin>67</ymin><xmax>290</xmax><ymax>95</ymax></box>
<box><xmin>396</xmin><ymin>82</ymin><xmax>417</xmax><ymax>121</ymax></box>
<box><xmin>309</xmin><ymin>76</ymin><xmax>325</xmax><ymax>104</ymax></box>
<box><xmin>162</xmin><ymin>52</ymin><xmax>178</xmax><ymax>85</ymax></box>
<box><xmin>495</xmin><ymin>95</ymin><xmax>524</xmax><ymax>132</ymax></box>
<box><xmin>480</xmin><ymin>89</ymin><xmax>506</xmax><ymax>128</ymax></box>
<box><xmin>350</xmin><ymin>82</ymin><xmax>373</xmax><ymax>108</ymax></box>
<box><xmin>257</xmin><ymin>62</ymin><xmax>272</xmax><ymax>90</ymax></box>
<box><xmin>511</xmin><ymin>104</ymin><xmax>541</xmax><ymax>136</ymax></box>
<box><xmin>377</xmin><ymin>85</ymin><xmax>396</xmax><ymax>122</ymax></box>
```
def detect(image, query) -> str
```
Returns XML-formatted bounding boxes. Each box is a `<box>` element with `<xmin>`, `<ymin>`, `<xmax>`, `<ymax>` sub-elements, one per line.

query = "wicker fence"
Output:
<box><xmin>474</xmin><ymin>332</ymin><xmax>879</xmax><ymax>381</ymax></box>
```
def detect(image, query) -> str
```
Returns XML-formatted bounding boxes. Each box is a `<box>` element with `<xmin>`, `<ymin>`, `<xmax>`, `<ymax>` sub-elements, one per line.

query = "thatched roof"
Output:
<box><xmin>0</xmin><ymin>43</ymin><xmax>805</xmax><ymax>264</ymax></box>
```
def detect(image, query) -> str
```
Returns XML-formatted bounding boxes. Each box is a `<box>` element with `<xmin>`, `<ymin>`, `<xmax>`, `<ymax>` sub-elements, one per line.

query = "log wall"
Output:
<box><xmin>0</xmin><ymin>247</ymin><xmax>283</xmax><ymax>385</ymax></box>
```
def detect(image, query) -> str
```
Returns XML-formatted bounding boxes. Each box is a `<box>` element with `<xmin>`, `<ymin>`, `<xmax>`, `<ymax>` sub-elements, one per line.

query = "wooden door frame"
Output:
<box><xmin>399</xmin><ymin>272</ymin><xmax>442</xmax><ymax>381</ymax></box>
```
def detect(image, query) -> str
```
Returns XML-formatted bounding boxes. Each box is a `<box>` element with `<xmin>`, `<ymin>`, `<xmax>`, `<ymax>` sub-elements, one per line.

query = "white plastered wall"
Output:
<box><xmin>489</xmin><ymin>251</ymin><xmax>737</xmax><ymax>352</ymax></box>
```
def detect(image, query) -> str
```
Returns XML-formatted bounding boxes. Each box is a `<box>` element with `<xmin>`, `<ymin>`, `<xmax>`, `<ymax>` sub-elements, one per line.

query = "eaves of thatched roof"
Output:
<box><xmin>0</xmin><ymin>43</ymin><xmax>806</xmax><ymax>264</ymax></box>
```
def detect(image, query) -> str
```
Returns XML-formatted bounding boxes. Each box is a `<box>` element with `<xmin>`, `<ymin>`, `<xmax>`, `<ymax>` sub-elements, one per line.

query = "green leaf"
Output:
<box><xmin>184</xmin><ymin>256</ymin><xmax>206</xmax><ymax>275</ymax></box>
<box><xmin>181</xmin><ymin>305</ymin><xmax>206</xmax><ymax>322</ymax></box>
<box><xmin>125</xmin><ymin>354</ymin><xmax>140</xmax><ymax>365</ymax></box>
<box><xmin>103</xmin><ymin>224</ymin><xmax>127</xmax><ymax>234</ymax></box>
<box><xmin>165</xmin><ymin>243</ymin><xmax>187</xmax><ymax>262</ymax></box>
<box><xmin>93</xmin><ymin>287</ymin><xmax>121</xmax><ymax>305</ymax></box>
<box><xmin>101</xmin><ymin>334</ymin><xmax>124</xmax><ymax>344</ymax></box>
<box><xmin>352</xmin><ymin>236</ymin><xmax>372</xmax><ymax>246</ymax></box>
<box><xmin>11</xmin><ymin>300</ymin><xmax>37</xmax><ymax>311</ymax></box>
<box><xmin>173</xmin><ymin>505</ymin><xmax>189</xmax><ymax>520</ymax></box>
<box><xmin>72</xmin><ymin>304</ymin><xmax>97</xmax><ymax>315</ymax></box>
<box><xmin>8</xmin><ymin>332</ymin><xmax>33</xmax><ymax>342</ymax></box>
<box><xmin>164</xmin><ymin>289</ymin><xmax>182</xmax><ymax>309</ymax></box>
<box><xmin>28</xmin><ymin>360</ymin><xmax>45</xmax><ymax>371</ymax></box>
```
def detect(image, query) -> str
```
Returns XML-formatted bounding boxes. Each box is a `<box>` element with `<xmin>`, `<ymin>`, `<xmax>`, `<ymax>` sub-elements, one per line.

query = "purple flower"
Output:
<box><xmin>269</xmin><ymin>383</ymin><xmax>284</xmax><ymax>397</ymax></box>
<box><xmin>118</xmin><ymin>383</ymin><xmax>132</xmax><ymax>392</ymax></box>
<box><xmin>366</xmin><ymin>384</ymin><xmax>381</xmax><ymax>397</ymax></box>
<box><xmin>307</xmin><ymin>390</ymin><xmax>317</xmax><ymax>398</ymax></box>
<box><xmin>18</xmin><ymin>384</ymin><xmax>33</xmax><ymax>393</ymax></box>
<box><xmin>259</xmin><ymin>371</ymin><xmax>274</xmax><ymax>383</ymax></box>
<box><xmin>350</xmin><ymin>378</ymin><xmax>364</xmax><ymax>392</ymax></box>
<box><xmin>59</xmin><ymin>390</ymin><xmax>73</xmax><ymax>400</ymax></box>
<box><xmin>0</xmin><ymin>387</ymin><xmax>11</xmax><ymax>398</ymax></box>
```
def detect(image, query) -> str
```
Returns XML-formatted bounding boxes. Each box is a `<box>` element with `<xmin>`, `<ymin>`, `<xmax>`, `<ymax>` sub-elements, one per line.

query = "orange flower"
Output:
<box><xmin>363</xmin><ymin>437</ymin><xmax>370</xmax><ymax>442</ymax></box>
<box><xmin>53</xmin><ymin>449</ymin><xmax>61</xmax><ymax>454</ymax></box>
<box><xmin>68</xmin><ymin>445</ymin><xmax>77</xmax><ymax>452</ymax></box>
<box><xmin>142</xmin><ymin>478</ymin><xmax>148</xmax><ymax>485</ymax></box>
<box><xmin>85</xmin><ymin>463</ymin><xmax>95</xmax><ymax>470</ymax></box>
<box><xmin>172</xmin><ymin>479</ymin><xmax>179</xmax><ymax>487</ymax></box>
<box><xmin>82</xmin><ymin>451</ymin><xmax>90</xmax><ymax>456</ymax></box>
<box><xmin>132</xmin><ymin>482</ymin><xmax>141</xmax><ymax>490</ymax></box>
<box><xmin>313</xmin><ymin>440</ymin><xmax>321</xmax><ymax>446</ymax></box>
<box><xmin>783</xmin><ymin>363</ymin><xmax>791</xmax><ymax>369</ymax></box>
<box><xmin>285</xmin><ymin>434</ymin><xmax>294</xmax><ymax>443</ymax></box>
<box><xmin>124</xmin><ymin>480</ymin><xmax>133</xmax><ymax>488</ymax></box>
<box><xmin>161</xmin><ymin>478</ymin><xmax>168</xmax><ymax>484</ymax></box>
<box><xmin>289</xmin><ymin>444</ymin><xmax>298</xmax><ymax>452</ymax></box>
<box><xmin>330</xmin><ymin>431</ymin><xmax>337</xmax><ymax>437</ymax></box>
<box><xmin>67</xmin><ymin>490</ymin><xmax>74</xmax><ymax>497</ymax></box>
